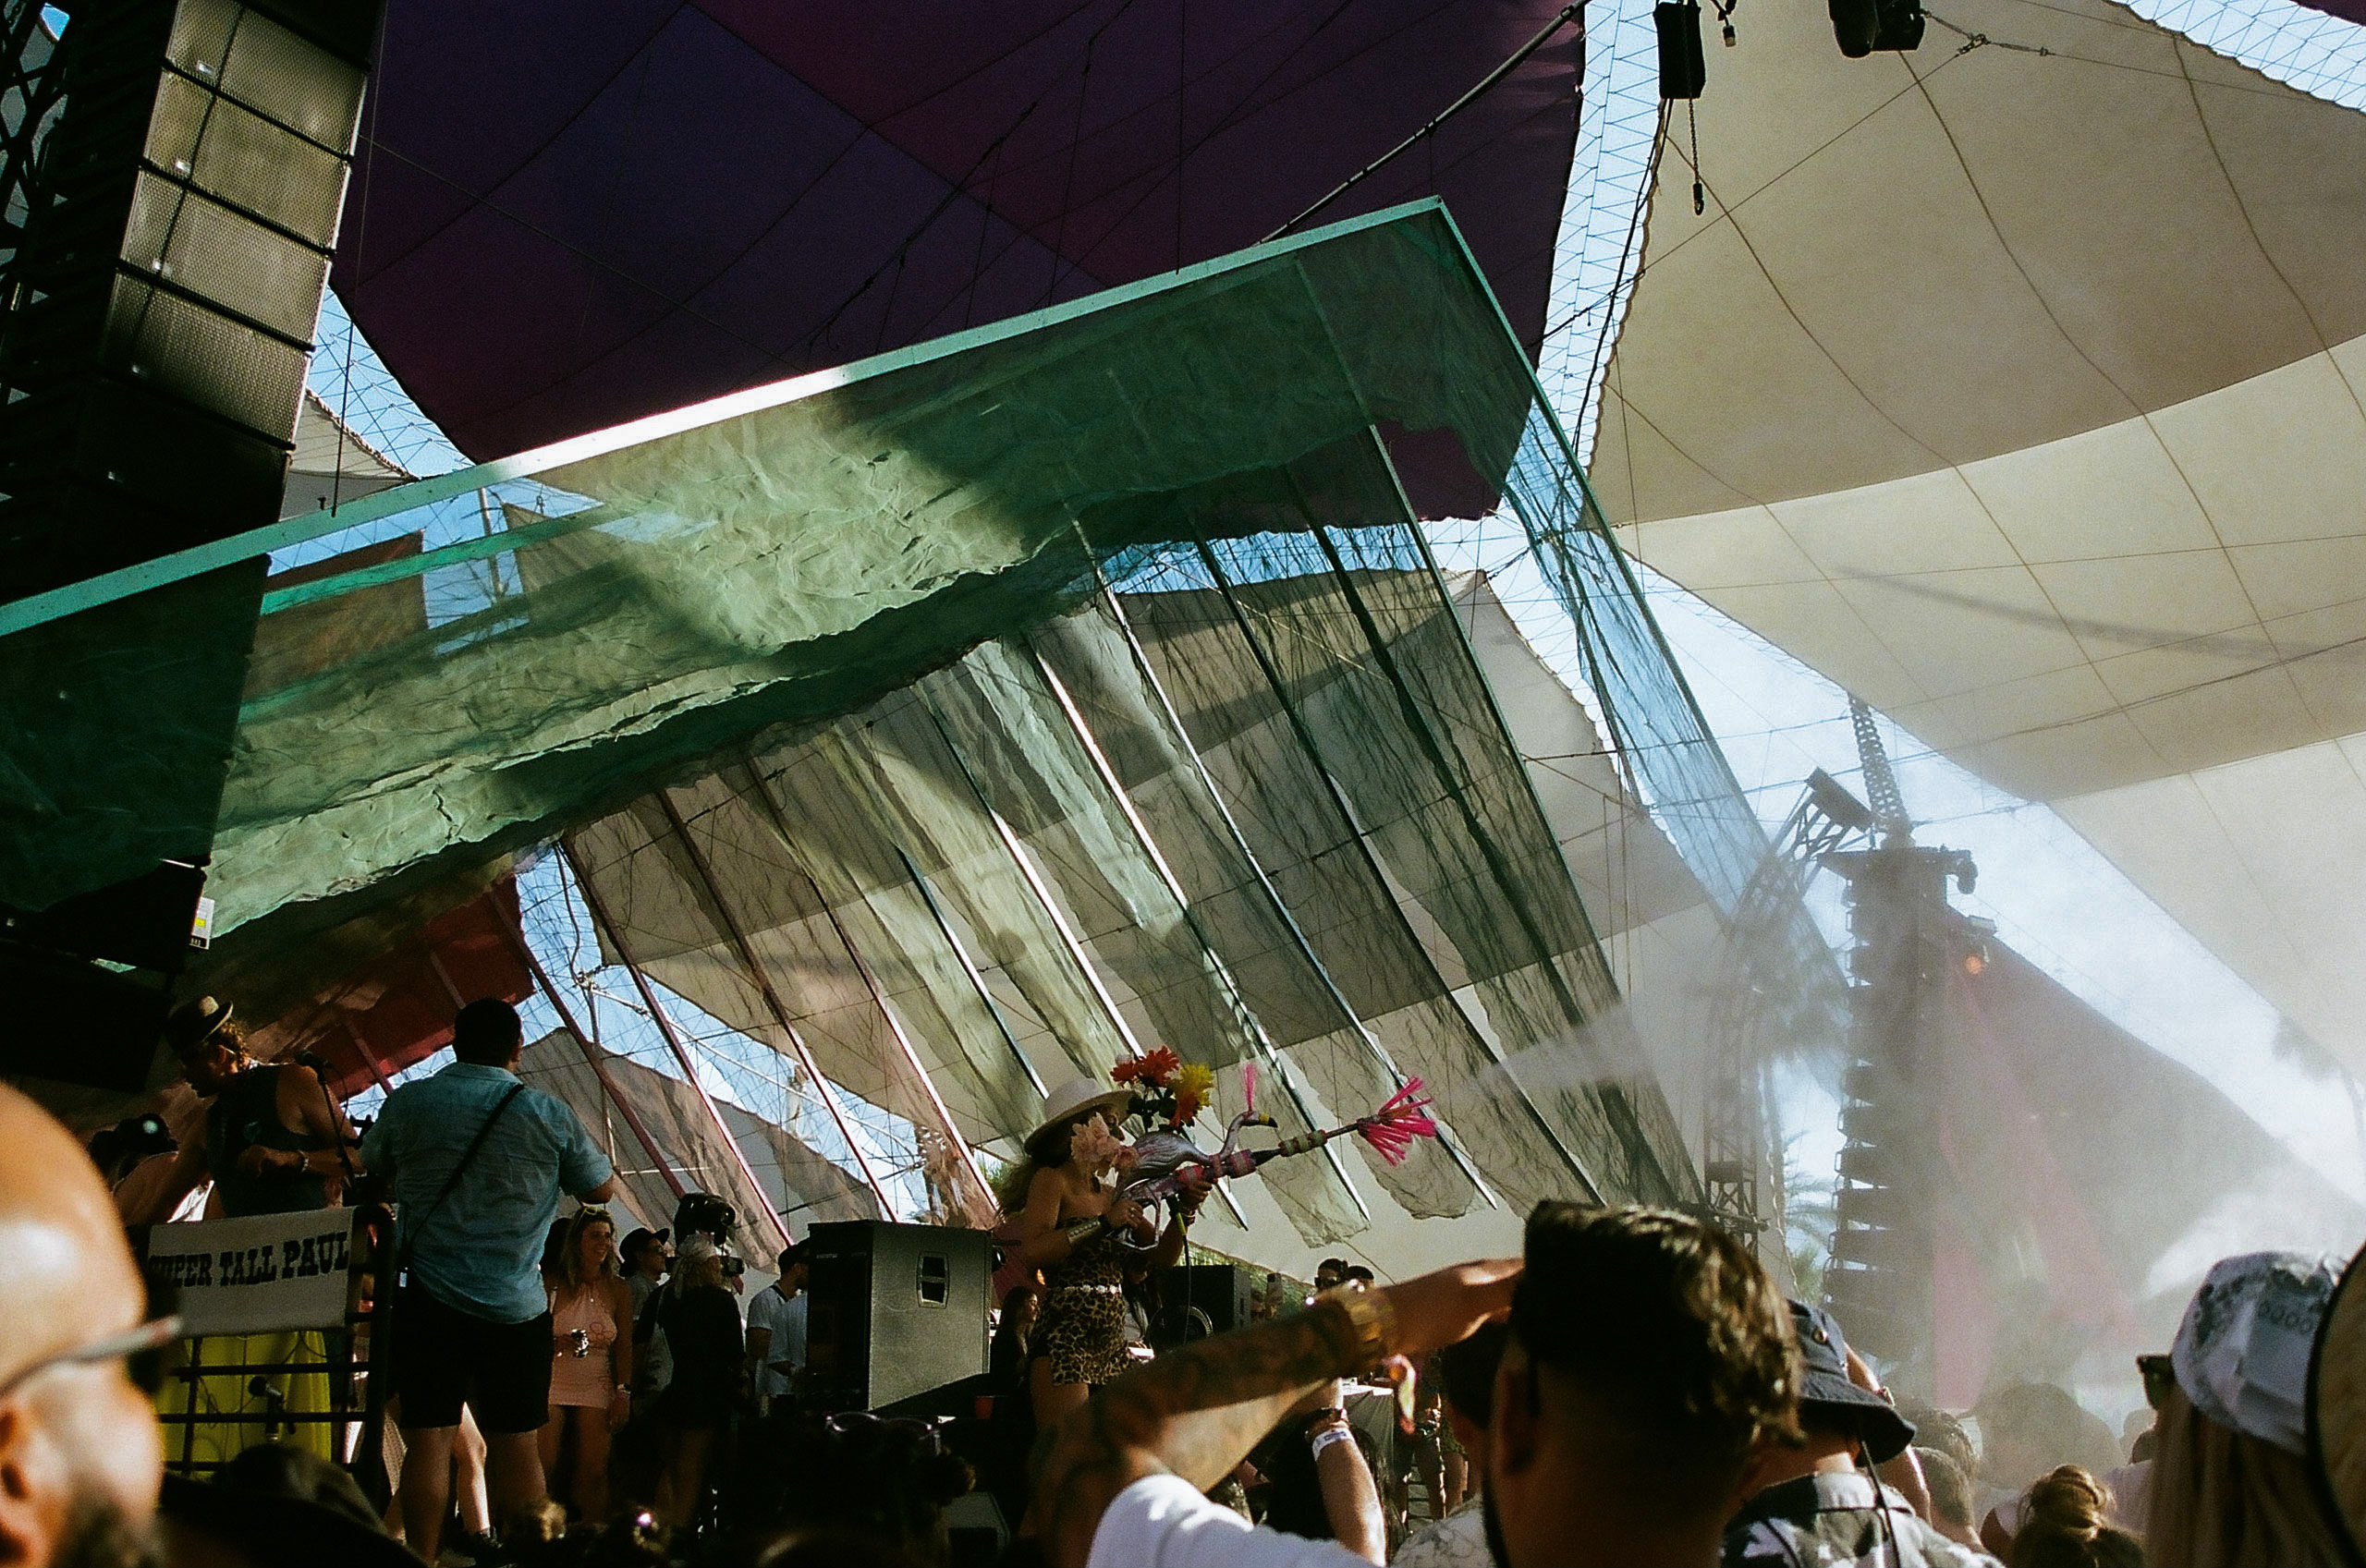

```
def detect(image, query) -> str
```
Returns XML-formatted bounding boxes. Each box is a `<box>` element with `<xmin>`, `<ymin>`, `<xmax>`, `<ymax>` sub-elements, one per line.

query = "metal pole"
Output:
<box><xmin>494</xmin><ymin>915</ymin><xmax>689</xmax><ymax>1202</ymax></box>
<box><xmin>892</xmin><ymin>842</ymin><xmax>1045</xmax><ymax>1100</ymax></box>
<box><xmin>1023</xmin><ymin>641</ymin><xmax>1370</xmax><ymax>1224</ymax></box>
<box><xmin>1088</xmin><ymin>559</ymin><xmax>1499</xmax><ymax>1207</ymax></box>
<box><xmin>343</xmin><ymin>1022</ymin><xmax>392</xmax><ymax>1094</ymax></box>
<box><xmin>560</xmin><ymin>840</ymin><xmax>797</xmax><ymax>1256</ymax></box>
<box><xmin>651</xmin><ymin>790</ymin><xmax>896</xmax><ymax>1215</ymax></box>
<box><xmin>1190</xmin><ymin>532</ymin><xmax>1604</xmax><ymax>1202</ymax></box>
<box><xmin>732</xmin><ymin>755</ymin><xmax>999</xmax><ymax>1224</ymax></box>
<box><xmin>904</xmin><ymin>685</ymin><xmax>1253</xmax><ymax>1230</ymax></box>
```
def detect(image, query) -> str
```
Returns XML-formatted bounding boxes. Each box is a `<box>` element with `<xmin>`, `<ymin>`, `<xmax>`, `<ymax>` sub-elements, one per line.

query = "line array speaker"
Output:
<box><xmin>0</xmin><ymin>0</ymin><xmax>379</xmax><ymax>601</ymax></box>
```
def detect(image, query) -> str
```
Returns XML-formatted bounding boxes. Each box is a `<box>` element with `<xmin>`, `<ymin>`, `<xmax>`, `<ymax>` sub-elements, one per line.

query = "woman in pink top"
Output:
<box><xmin>542</xmin><ymin>1207</ymin><xmax>635</xmax><ymax>1522</ymax></box>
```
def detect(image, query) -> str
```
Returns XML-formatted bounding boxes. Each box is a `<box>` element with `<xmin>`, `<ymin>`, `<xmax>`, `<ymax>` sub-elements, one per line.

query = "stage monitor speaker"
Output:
<box><xmin>0</xmin><ymin>0</ymin><xmax>379</xmax><ymax>601</ymax></box>
<box><xmin>805</xmin><ymin>1220</ymin><xmax>991</xmax><ymax>1413</ymax></box>
<box><xmin>1149</xmin><ymin>1263</ymin><xmax>1257</xmax><ymax>1351</ymax></box>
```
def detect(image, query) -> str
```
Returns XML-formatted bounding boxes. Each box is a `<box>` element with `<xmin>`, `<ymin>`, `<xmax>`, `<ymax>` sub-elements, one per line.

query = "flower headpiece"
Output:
<box><xmin>1110</xmin><ymin>1048</ymin><xmax>1215</xmax><ymax>1131</ymax></box>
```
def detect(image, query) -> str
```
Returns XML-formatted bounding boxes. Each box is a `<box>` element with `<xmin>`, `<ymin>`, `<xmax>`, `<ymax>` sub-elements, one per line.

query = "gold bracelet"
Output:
<box><xmin>1317</xmin><ymin>1282</ymin><xmax>1396</xmax><ymax>1370</ymax></box>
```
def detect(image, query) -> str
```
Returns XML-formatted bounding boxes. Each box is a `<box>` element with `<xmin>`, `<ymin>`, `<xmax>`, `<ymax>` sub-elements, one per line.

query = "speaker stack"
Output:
<box><xmin>0</xmin><ymin>0</ymin><xmax>377</xmax><ymax>592</ymax></box>
<box><xmin>804</xmin><ymin>1220</ymin><xmax>993</xmax><ymax>1414</ymax></box>
<box><xmin>1148</xmin><ymin>1262</ymin><xmax>1258</xmax><ymax>1351</ymax></box>
<box><xmin>0</xmin><ymin>0</ymin><xmax>380</xmax><ymax>1087</ymax></box>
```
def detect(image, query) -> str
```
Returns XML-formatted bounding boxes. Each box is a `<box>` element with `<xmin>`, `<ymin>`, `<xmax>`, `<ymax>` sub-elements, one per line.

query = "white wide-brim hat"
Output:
<box><xmin>1024</xmin><ymin>1076</ymin><xmax>1133</xmax><ymax>1157</ymax></box>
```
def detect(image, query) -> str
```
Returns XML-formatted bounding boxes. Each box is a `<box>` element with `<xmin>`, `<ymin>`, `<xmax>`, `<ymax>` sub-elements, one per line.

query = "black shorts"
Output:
<box><xmin>392</xmin><ymin>1285</ymin><xmax>553</xmax><ymax>1435</ymax></box>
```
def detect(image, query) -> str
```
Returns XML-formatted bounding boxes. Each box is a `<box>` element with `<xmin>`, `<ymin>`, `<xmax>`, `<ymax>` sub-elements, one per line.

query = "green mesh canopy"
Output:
<box><xmin>205</xmin><ymin>203</ymin><xmax>1548</xmax><ymax>940</ymax></box>
<box><xmin>12</xmin><ymin>201</ymin><xmax>1762</xmax><ymax>1234</ymax></box>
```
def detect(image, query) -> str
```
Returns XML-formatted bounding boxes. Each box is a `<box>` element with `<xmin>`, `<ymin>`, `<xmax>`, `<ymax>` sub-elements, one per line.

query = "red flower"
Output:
<box><xmin>1111</xmin><ymin>1047</ymin><xmax>1182</xmax><ymax>1089</ymax></box>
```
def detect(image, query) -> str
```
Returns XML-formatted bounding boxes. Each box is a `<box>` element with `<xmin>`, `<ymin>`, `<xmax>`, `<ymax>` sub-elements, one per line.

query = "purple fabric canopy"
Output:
<box><xmin>333</xmin><ymin>0</ymin><xmax>1581</xmax><ymax>476</ymax></box>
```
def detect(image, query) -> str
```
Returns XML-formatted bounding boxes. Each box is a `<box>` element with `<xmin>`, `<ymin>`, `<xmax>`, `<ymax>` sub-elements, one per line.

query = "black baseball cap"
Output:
<box><xmin>622</xmin><ymin>1227</ymin><xmax>670</xmax><ymax>1258</ymax></box>
<box><xmin>1790</xmin><ymin>1301</ymin><xmax>1916</xmax><ymax>1463</ymax></box>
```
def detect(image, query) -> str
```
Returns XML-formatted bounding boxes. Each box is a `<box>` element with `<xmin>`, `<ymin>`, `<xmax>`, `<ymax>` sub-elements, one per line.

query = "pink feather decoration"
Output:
<box><xmin>1241</xmin><ymin>1060</ymin><xmax>1259</xmax><ymax>1115</ymax></box>
<box><xmin>1356</xmin><ymin>1078</ymin><xmax>1439</xmax><ymax>1167</ymax></box>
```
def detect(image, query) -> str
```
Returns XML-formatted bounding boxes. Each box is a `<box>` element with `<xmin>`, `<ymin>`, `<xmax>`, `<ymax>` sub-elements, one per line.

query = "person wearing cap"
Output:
<box><xmin>1011</xmin><ymin>1077</ymin><xmax>1195</xmax><ymax>1436</ymax></box>
<box><xmin>1723</xmin><ymin>1302</ymin><xmax>1995</xmax><ymax>1568</ymax></box>
<box><xmin>2144</xmin><ymin>1250</ymin><xmax>2349</xmax><ymax>1566</ymax></box>
<box><xmin>136</xmin><ymin>994</ymin><xmax>360</xmax><ymax>1222</ymax></box>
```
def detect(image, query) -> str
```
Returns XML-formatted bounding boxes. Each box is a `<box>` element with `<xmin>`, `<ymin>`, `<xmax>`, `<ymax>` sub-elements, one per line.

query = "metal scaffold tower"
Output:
<box><xmin>1818</xmin><ymin>698</ymin><xmax>1987</xmax><ymax>1393</ymax></box>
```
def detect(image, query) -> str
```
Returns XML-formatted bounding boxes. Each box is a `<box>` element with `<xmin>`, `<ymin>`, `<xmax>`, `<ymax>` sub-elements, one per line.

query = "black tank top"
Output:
<box><xmin>206</xmin><ymin>1065</ymin><xmax>331</xmax><ymax>1217</ymax></box>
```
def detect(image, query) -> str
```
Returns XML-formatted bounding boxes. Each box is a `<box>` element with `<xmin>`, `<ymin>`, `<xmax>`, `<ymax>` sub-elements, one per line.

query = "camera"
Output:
<box><xmin>674</xmin><ymin>1191</ymin><xmax>746</xmax><ymax>1279</ymax></box>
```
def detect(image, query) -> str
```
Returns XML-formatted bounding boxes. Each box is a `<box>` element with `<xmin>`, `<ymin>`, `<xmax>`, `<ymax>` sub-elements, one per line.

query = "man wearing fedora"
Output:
<box><xmin>135</xmin><ymin>994</ymin><xmax>360</xmax><ymax>1223</ymax></box>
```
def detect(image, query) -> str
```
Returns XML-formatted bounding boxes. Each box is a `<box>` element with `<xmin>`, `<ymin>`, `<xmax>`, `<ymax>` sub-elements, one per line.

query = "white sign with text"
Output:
<box><xmin>145</xmin><ymin>1209</ymin><xmax>357</xmax><ymax>1334</ymax></box>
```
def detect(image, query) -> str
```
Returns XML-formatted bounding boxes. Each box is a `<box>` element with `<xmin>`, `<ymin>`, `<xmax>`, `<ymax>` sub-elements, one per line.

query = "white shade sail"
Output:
<box><xmin>1590</xmin><ymin>0</ymin><xmax>2366</xmax><ymax>1065</ymax></box>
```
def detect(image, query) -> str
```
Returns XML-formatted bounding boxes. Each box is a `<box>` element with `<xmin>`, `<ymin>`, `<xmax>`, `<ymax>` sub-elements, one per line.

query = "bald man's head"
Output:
<box><xmin>0</xmin><ymin>1085</ymin><xmax>162</xmax><ymax>1566</ymax></box>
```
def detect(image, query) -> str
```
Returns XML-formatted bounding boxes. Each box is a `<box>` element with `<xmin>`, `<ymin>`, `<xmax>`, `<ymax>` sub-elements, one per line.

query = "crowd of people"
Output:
<box><xmin>13</xmin><ymin>1000</ymin><xmax>2360</xmax><ymax>1568</ymax></box>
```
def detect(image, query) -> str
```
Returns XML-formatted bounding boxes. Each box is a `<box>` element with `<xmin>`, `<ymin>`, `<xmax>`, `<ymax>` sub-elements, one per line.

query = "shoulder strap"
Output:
<box><xmin>396</xmin><ymin>1081</ymin><xmax>529</xmax><ymax>1275</ymax></box>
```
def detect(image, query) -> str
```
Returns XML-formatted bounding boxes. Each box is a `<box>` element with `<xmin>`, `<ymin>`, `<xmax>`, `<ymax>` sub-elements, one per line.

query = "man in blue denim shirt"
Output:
<box><xmin>363</xmin><ymin>1000</ymin><xmax>616</xmax><ymax>1558</ymax></box>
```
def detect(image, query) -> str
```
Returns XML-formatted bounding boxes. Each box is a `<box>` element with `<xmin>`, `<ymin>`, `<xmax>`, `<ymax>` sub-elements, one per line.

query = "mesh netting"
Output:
<box><xmin>175</xmin><ymin>201</ymin><xmax>1796</xmax><ymax>1239</ymax></box>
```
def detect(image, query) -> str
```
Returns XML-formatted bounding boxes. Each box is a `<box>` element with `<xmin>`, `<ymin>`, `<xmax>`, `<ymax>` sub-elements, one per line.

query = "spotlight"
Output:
<box><xmin>1656</xmin><ymin>0</ymin><xmax>1708</xmax><ymax>98</ymax></box>
<box><xmin>1830</xmin><ymin>0</ymin><xmax>1924</xmax><ymax>56</ymax></box>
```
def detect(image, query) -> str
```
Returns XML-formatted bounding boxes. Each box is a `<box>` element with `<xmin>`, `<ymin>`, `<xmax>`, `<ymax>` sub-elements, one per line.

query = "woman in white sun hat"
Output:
<box><xmin>1006</xmin><ymin>1076</ymin><xmax>1191</xmax><ymax>1433</ymax></box>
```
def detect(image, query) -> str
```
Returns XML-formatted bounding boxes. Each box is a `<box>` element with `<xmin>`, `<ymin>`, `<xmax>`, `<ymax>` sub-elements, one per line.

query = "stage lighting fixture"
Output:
<box><xmin>1656</xmin><ymin>1</ymin><xmax>1707</xmax><ymax>99</ymax></box>
<box><xmin>1830</xmin><ymin>0</ymin><xmax>1925</xmax><ymax>57</ymax></box>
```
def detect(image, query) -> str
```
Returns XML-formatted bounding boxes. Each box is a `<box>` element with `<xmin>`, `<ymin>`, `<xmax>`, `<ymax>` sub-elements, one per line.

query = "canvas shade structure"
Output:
<box><xmin>43</xmin><ymin>201</ymin><xmax>1753</xmax><ymax>987</ymax></box>
<box><xmin>23</xmin><ymin>201</ymin><xmax>1775</xmax><ymax>1252</ymax></box>
<box><xmin>566</xmin><ymin>554</ymin><xmax>1711</xmax><ymax>1252</ymax></box>
<box><xmin>1587</xmin><ymin>0</ymin><xmax>2366</xmax><ymax>1073</ymax></box>
<box><xmin>518</xmin><ymin>1027</ymin><xmax>881</xmax><ymax>1249</ymax></box>
<box><xmin>334</xmin><ymin>0</ymin><xmax>1585</xmax><ymax>503</ymax></box>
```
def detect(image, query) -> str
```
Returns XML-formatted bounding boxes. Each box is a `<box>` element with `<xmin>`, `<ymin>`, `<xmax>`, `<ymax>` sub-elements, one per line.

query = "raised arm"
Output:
<box><xmin>131</xmin><ymin>1125</ymin><xmax>211</xmax><ymax>1226</ymax></box>
<box><xmin>1311</xmin><ymin>1402</ymin><xmax>1386</xmax><ymax>1566</ymax></box>
<box><xmin>1035</xmin><ymin>1260</ymin><xmax>1520</xmax><ymax>1568</ymax></box>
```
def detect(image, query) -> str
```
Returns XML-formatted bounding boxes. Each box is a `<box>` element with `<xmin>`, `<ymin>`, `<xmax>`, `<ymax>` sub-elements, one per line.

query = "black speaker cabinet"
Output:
<box><xmin>1150</xmin><ymin>1263</ymin><xmax>1257</xmax><ymax>1350</ymax></box>
<box><xmin>0</xmin><ymin>0</ymin><xmax>380</xmax><ymax>599</ymax></box>
<box><xmin>805</xmin><ymin>1221</ymin><xmax>991</xmax><ymax>1413</ymax></box>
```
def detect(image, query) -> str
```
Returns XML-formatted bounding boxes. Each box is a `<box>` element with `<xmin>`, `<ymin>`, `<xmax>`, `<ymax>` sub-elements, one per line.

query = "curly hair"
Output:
<box><xmin>1515</xmin><ymin>1203</ymin><xmax>1802</xmax><ymax>1491</ymax></box>
<box><xmin>2011</xmin><ymin>1465</ymin><xmax>2142</xmax><ymax>1568</ymax></box>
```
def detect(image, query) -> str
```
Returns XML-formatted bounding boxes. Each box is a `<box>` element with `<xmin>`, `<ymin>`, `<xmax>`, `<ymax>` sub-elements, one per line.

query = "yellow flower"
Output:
<box><xmin>1174</xmin><ymin>1063</ymin><xmax>1216</xmax><ymax>1123</ymax></box>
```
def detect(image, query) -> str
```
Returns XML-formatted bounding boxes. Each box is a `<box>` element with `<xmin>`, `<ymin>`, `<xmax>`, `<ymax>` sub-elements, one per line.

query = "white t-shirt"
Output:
<box><xmin>1089</xmin><ymin>1474</ymin><xmax>1376</xmax><ymax>1568</ymax></box>
<box><xmin>744</xmin><ymin>1282</ymin><xmax>807</xmax><ymax>1398</ymax></box>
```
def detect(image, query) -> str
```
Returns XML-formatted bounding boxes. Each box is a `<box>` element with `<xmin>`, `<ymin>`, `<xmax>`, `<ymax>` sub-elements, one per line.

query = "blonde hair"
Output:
<box><xmin>2010</xmin><ymin>1465</ymin><xmax>2141</xmax><ymax>1568</ymax></box>
<box><xmin>559</xmin><ymin>1207</ymin><xmax>617</xmax><ymax>1291</ymax></box>
<box><xmin>2144</xmin><ymin>1385</ymin><xmax>2347</xmax><ymax>1567</ymax></box>
<box><xmin>675</xmin><ymin>1248</ymin><xmax>726</xmax><ymax>1292</ymax></box>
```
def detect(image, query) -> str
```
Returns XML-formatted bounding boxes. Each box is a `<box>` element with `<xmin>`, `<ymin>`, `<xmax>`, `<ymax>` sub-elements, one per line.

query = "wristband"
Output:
<box><xmin>1309</xmin><ymin>1422</ymin><xmax>1357</xmax><ymax>1461</ymax></box>
<box><xmin>1064</xmin><ymin>1217</ymin><xmax>1104</xmax><ymax>1246</ymax></box>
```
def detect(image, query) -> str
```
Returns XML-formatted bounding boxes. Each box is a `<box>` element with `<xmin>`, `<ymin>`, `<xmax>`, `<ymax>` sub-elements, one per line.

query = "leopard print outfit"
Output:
<box><xmin>1031</xmin><ymin>1225</ymin><xmax>1131</xmax><ymax>1387</ymax></box>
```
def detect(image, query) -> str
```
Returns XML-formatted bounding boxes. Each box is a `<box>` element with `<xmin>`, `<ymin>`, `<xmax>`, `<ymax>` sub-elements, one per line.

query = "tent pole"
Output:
<box><xmin>1022</xmin><ymin>639</ymin><xmax>1371</xmax><ymax>1225</ymax></box>
<box><xmin>1087</xmin><ymin>562</ymin><xmax>1498</xmax><ymax>1209</ymax></box>
<box><xmin>909</xmin><ymin>685</ymin><xmax>1151</xmax><ymax>1062</ymax></box>
<box><xmin>892</xmin><ymin>842</ymin><xmax>1045</xmax><ymax>1100</ymax></box>
<box><xmin>1190</xmin><ymin>533</ymin><xmax>1604</xmax><ymax>1203</ymax></box>
<box><xmin>907</xmin><ymin>683</ymin><xmax>1253</xmax><ymax>1230</ymax></box>
<box><xmin>731</xmin><ymin>757</ymin><xmax>998</xmax><ymax>1223</ymax></box>
<box><xmin>343</xmin><ymin>1022</ymin><xmax>393</xmax><ymax>1094</ymax></box>
<box><xmin>652</xmin><ymin>790</ymin><xmax>897</xmax><ymax>1217</ymax></box>
<box><xmin>560</xmin><ymin>840</ymin><xmax>797</xmax><ymax>1256</ymax></box>
<box><xmin>493</xmin><ymin>914</ymin><xmax>689</xmax><ymax>1202</ymax></box>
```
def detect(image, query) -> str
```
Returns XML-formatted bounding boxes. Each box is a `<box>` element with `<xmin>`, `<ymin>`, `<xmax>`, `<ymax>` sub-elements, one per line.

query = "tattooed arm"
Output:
<box><xmin>1035</xmin><ymin>1259</ymin><xmax>1521</xmax><ymax>1568</ymax></box>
